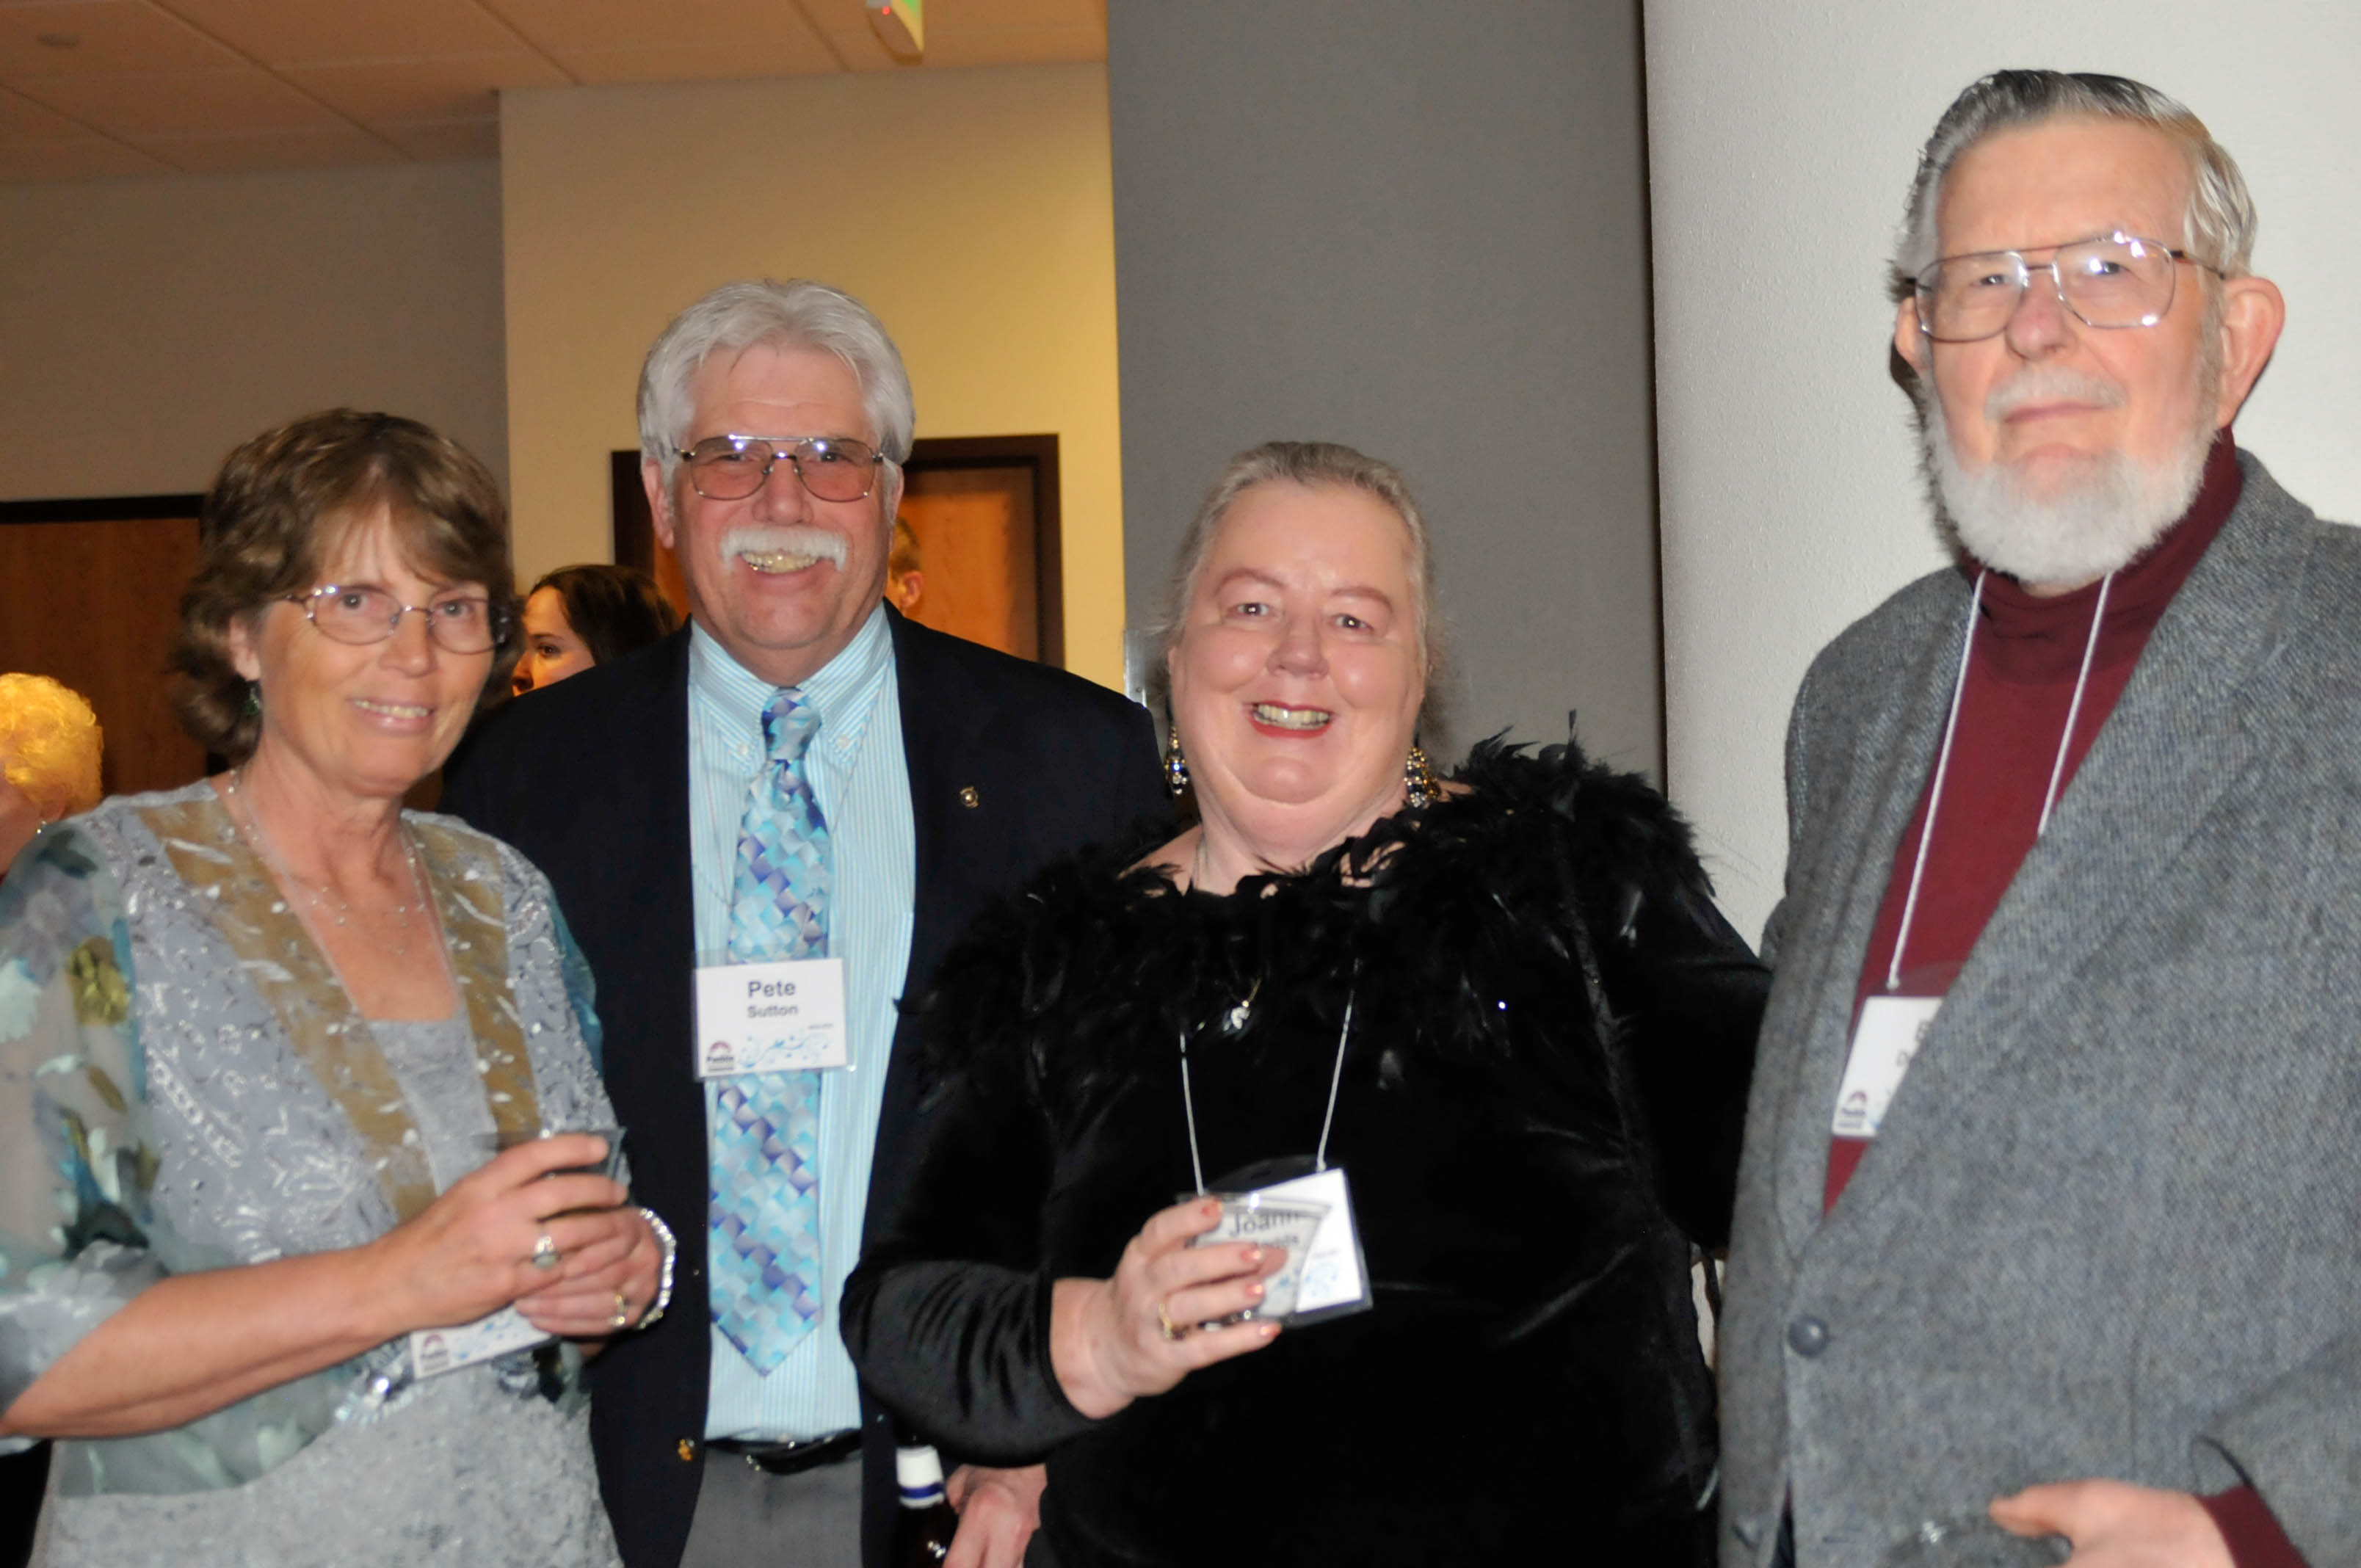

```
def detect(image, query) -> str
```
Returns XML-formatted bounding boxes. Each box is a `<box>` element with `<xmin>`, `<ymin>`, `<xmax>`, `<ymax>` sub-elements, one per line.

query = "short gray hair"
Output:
<box><xmin>1141</xmin><ymin>440</ymin><xmax>1446</xmax><ymax>725</ymax></box>
<box><xmin>637</xmin><ymin>279</ymin><xmax>916</xmax><ymax>486</ymax></box>
<box><xmin>1893</xmin><ymin>70</ymin><xmax>2258</xmax><ymax>296</ymax></box>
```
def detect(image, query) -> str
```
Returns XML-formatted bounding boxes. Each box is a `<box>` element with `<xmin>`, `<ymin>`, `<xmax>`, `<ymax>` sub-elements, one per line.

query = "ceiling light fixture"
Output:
<box><xmin>868</xmin><ymin>0</ymin><xmax>923</xmax><ymax>61</ymax></box>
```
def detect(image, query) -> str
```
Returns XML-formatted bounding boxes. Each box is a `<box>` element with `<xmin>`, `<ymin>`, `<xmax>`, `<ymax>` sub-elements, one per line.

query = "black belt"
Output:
<box><xmin>709</xmin><ymin>1429</ymin><xmax>863</xmax><ymax>1476</ymax></box>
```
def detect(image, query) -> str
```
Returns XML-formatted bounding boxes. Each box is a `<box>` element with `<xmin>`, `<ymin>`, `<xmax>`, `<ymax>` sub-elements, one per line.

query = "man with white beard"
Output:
<box><xmin>1718</xmin><ymin>72</ymin><xmax>2361</xmax><ymax>1568</ymax></box>
<box><xmin>443</xmin><ymin>280</ymin><xmax>1164</xmax><ymax>1568</ymax></box>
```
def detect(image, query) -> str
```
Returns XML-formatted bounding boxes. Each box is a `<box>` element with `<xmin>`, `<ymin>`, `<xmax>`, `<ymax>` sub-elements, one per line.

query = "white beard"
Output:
<box><xmin>1923</xmin><ymin>371</ymin><xmax>2213</xmax><ymax>587</ymax></box>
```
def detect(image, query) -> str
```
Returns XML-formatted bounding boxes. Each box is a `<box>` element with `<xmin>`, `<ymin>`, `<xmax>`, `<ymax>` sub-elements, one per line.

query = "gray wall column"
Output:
<box><xmin>1108</xmin><ymin>0</ymin><xmax>1662</xmax><ymax>775</ymax></box>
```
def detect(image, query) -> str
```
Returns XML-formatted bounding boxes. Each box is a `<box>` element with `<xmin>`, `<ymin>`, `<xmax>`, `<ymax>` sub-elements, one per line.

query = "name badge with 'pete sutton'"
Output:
<box><xmin>695</xmin><ymin>957</ymin><xmax>851</xmax><ymax>1078</ymax></box>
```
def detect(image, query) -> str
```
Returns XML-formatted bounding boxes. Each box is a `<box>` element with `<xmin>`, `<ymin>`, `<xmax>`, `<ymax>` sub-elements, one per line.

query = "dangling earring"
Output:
<box><xmin>1404</xmin><ymin>743</ymin><xmax>1438</xmax><ymax>809</ymax></box>
<box><xmin>1164</xmin><ymin>723</ymin><xmax>1190</xmax><ymax>797</ymax></box>
<box><xmin>242</xmin><ymin>681</ymin><xmax>262</xmax><ymax>717</ymax></box>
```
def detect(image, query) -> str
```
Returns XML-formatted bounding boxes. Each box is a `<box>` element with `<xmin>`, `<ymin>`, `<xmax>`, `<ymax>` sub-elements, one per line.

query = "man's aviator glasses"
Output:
<box><xmin>678</xmin><ymin>435</ymin><xmax>887</xmax><ymax>503</ymax></box>
<box><xmin>1912</xmin><ymin>231</ymin><xmax>2220</xmax><ymax>344</ymax></box>
<box><xmin>291</xmin><ymin>586</ymin><xmax>504</xmax><ymax>654</ymax></box>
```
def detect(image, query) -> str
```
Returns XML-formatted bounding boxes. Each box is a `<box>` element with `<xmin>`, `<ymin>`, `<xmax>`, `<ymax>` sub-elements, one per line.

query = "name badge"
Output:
<box><xmin>694</xmin><ymin>957</ymin><xmax>850</xmax><ymax>1078</ymax></box>
<box><xmin>1831</xmin><ymin>995</ymin><xmax>1942</xmax><ymax>1139</ymax></box>
<box><xmin>1197</xmin><ymin>1165</ymin><xmax>1373</xmax><ymax>1326</ymax></box>
<box><xmin>410</xmin><ymin>1306</ymin><xmax>548</xmax><ymax>1380</ymax></box>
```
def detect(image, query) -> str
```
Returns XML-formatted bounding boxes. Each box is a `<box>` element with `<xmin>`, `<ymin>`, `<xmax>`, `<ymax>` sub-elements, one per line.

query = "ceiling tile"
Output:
<box><xmin>373</xmin><ymin>115</ymin><xmax>495</xmax><ymax>160</ymax></box>
<box><xmin>923</xmin><ymin>23</ymin><xmax>1100</xmax><ymax>68</ymax></box>
<box><xmin>126</xmin><ymin>122</ymin><xmax>401</xmax><ymax>172</ymax></box>
<box><xmin>0</xmin><ymin>1</ymin><xmax>241</xmax><ymax>79</ymax></box>
<box><xmin>548</xmin><ymin>37</ymin><xmax>840</xmax><ymax>86</ymax></box>
<box><xmin>283</xmin><ymin>51</ymin><xmax>566</xmax><ymax>124</ymax></box>
<box><xmin>483</xmin><ymin>0</ymin><xmax>835</xmax><ymax>57</ymax></box>
<box><xmin>0</xmin><ymin>79</ymin><xmax>90</xmax><ymax>138</ymax></box>
<box><xmin>0</xmin><ymin>134</ymin><xmax>173</xmax><ymax>178</ymax></box>
<box><xmin>916</xmin><ymin>0</ymin><xmax>1104</xmax><ymax>28</ymax></box>
<box><xmin>145</xmin><ymin>0</ymin><xmax>540</xmax><ymax>68</ymax></box>
<box><xmin>13</xmin><ymin>62</ymin><xmax>346</xmax><ymax>136</ymax></box>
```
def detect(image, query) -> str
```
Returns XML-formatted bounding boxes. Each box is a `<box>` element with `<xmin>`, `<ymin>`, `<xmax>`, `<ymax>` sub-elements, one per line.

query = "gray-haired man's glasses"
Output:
<box><xmin>1912</xmin><ymin>231</ymin><xmax>2220</xmax><ymax>344</ymax></box>
<box><xmin>678</xmin><ymin>435</ymin><xmax>887</xmax><ymax>503</ymax></box>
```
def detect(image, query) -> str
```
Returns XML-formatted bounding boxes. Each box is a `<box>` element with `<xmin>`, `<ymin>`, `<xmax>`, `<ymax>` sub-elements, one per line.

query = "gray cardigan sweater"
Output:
<box><xmin>1720</xmin><ymin>451</ymin><xmax>2361</xmax><ymax>1567</ymax></box>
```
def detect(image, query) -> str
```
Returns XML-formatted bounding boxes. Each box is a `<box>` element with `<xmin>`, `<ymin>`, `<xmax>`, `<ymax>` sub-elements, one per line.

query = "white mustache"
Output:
<box><xmin>1984</xmin><ymin>368</ymin><xmax>2126</xmax><ymax>423</ymax></box>
<box><xmin>719</xmin><ymin>526</ymin><xmax>847</xmax><ymax>569</ymax></box>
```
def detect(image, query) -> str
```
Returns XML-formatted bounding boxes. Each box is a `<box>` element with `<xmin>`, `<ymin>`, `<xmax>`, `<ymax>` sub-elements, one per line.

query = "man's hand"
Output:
<box><xmin>944</xmin><ymin>1462</ymin><xmax>1047</xmax><ymax>1568</ymax></box>
<box><xmin>1990</xmin><ymin>1480</ymin><xmax>2233</xmax><ymax>1567</ymax></box>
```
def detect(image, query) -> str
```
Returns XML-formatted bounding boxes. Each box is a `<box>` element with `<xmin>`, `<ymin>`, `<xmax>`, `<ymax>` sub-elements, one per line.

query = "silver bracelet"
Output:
<box><xmin>637</xmin><ymin>1206</ymin><xmax>678</xmax><ymax>1328</ymax></box>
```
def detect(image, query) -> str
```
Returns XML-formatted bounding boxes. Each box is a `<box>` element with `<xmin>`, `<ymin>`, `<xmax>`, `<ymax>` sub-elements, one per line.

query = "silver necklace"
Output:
<box><xmin>223</xmin><ymin>770</ymin><xmax>425</xmax><ymax>956</ymax></box>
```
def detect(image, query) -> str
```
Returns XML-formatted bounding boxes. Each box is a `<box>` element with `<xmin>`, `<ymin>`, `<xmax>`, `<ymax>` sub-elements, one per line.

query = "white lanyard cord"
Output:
<box><xmin>1178</xmin><ymin>983</ymin><xmax>1357</xmax><ymax>1195</ymax></box>
<box><xmin>1885</xmin><ymin>567</ymin><xmax>2114</xmax><ymax>990</ymax></box>
<box><xmin>1886</xmin><ymin>572</ymin><xmax>1986</xmax><ymax>992</ymax></box>
<box><xmin>2037</xmin><ymin>571</ymin><xmax>2113</xmax><ymax>839</ymax></box>
<box><xmin>1313</xmin><ymin>990</ymin><xmax>1354</xmax><ymax>1173</ymax></box>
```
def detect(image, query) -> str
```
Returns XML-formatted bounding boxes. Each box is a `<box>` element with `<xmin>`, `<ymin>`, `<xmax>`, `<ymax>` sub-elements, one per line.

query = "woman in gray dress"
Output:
<box><xmin>0</xmin><ymin>410</ymin><xmax>670</xmax><ymax>1565</ymax></box>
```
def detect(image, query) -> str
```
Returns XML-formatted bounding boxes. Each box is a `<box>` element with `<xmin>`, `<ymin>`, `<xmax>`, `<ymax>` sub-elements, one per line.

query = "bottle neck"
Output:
<box><xmin>895</xmin><ymin>1443</ymin><xmax>947</xmax><ymax>1509</ymax></box>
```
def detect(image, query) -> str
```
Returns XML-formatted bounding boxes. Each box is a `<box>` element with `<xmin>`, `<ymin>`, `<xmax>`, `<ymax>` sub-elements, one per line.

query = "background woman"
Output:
<box><xmin>0</xmin><ymin>410</ymin><xmax>667</xmax><ymax>1566</ymax></box>
<box><xmin>844</xmin><ymin>441</ymin><xmax>1766</xmax><ymax>1565</ymax></box>
<box><xmin>511</xmin><ymin>562</ymin><xmax>680</xmax><ymax>694</ymax></box>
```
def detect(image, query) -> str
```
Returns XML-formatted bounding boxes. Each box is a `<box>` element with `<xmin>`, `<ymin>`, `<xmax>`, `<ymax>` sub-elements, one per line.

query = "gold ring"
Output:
<box><xmin>529</xmin><ymin>1233</ymin><xmax>559</xmax><ymax>1270</ymax></box>
<box><xmin>1156</xmin><ymin>1301</ymin><xmax>1186</xmax><ymax>1342</ymax></box>
<box><xmin>610</xmin><ymin>1291</ymin><xmax>631</xmax><ymax>1329</ymax></box>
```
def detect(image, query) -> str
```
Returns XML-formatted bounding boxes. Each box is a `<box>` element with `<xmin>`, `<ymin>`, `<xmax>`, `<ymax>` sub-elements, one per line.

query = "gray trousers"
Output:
<box><xmin>678</xmin><ymin>1451</ymin><xmax>863</xmax><ymax>1568</ymax></box>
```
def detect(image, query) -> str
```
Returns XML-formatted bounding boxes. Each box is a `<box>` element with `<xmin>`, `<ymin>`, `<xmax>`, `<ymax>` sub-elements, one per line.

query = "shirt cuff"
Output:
<box><xmin>2199</xmin><ymin>1486</ymin><xmax>2307</xmax><ymax>1568</ymax></box>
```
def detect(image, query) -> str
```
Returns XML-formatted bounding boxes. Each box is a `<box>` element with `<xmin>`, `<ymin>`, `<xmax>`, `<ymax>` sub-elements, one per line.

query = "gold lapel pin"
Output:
<box><xmin>958</xmin><ymin>785</ymin><xmax>981</xmax><ymax>809</ymax></box>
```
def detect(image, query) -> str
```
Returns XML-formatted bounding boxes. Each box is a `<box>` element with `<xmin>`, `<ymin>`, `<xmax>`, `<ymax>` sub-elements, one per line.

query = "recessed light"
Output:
<box><xmin>35</xmin><ymin>32</ymin><xmax>82</xmax><ymax>48</ymax></box>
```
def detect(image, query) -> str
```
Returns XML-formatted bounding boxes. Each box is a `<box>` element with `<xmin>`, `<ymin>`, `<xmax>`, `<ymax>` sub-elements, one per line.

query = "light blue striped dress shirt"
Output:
<box><xmin>687</xmin><ymin>605</ymin><xmax>914</xmax><ymax>1442</ymax></box>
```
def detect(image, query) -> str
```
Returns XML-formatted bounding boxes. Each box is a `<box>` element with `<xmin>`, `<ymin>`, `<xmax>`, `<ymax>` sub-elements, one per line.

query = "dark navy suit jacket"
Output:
<box><xmin>441</xmin><ymin>609</ymin><xmax>1166</xmax><ymax>1567</ymax></box>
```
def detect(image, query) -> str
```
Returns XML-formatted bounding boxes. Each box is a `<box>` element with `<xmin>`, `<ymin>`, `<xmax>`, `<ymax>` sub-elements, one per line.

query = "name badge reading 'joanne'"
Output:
<box><xmin>694</xmin><ymin>957</ymin><xmax>851</xmax><ymax>1078</ymax></box>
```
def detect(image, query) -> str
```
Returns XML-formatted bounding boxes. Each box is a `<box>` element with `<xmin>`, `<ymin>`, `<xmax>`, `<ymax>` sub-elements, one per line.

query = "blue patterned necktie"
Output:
<box><xmin>711</xmin><ymin>687</ymin><xmax>829</xmax><ymax>1372</ymax></box>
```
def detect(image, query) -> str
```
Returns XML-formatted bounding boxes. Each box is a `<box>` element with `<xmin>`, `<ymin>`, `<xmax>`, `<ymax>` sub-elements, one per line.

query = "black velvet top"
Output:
<box><xmin>842</xmin><ymin>741</ymin><xmax>1768</xmax><ymax>1566</ymax></box>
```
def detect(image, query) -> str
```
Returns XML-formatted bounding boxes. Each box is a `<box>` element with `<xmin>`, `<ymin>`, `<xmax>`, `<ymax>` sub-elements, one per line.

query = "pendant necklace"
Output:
<box><xmin>223</xmin><ymin>769</ymin><xmax>425</xmax><ymax>958</ymax></box>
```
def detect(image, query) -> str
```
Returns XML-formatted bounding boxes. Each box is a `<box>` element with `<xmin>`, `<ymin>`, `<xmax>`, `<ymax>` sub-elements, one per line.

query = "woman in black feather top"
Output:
<box><xmin>842</xmin><ymin>442</ymin><xmax>1767</xmax><ymax>1567</ymax></box>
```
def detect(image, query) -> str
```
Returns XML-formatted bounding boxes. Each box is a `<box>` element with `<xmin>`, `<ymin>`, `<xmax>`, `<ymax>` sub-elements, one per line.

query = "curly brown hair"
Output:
<box><xmin>171</xmin><ymin>409</ymin><xmax>519</xmax><ymax>762</ymax></box>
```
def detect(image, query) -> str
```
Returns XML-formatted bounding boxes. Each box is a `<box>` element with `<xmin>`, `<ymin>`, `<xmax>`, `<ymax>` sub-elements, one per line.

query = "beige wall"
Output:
<box><xmin>0</xmin><ymin>160</ymin><xmax>507</xmax><ymax>500</ymax></box>
<box><xmin>501</xmin><ymin>65</ymin><xmax>1128</xmax><ymax>689</ymax></box>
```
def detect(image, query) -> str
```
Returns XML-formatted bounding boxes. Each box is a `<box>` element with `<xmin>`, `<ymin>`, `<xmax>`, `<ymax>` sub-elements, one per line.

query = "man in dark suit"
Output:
<box><xmin>443</xmin><ymin>279</ymin><xmax>1164</xmax><ymax>1568</ymax></box>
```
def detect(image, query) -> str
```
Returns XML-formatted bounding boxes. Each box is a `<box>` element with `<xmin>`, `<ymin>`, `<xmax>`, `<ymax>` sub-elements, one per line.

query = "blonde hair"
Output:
<box><xmin>0</xmin><ymin>674</ymin><xmax>103</xmax><ymax>821</ymax></box>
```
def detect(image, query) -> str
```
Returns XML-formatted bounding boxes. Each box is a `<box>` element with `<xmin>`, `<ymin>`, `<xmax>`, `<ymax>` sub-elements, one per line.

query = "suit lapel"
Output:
<box><xmin>866</xmin><ymin>611</ymin><xmax>1003</xmax><ymax>1217</ymax></box>
<box><xmin>1769</xmin><ymin>582</ymin><xmax>1970</xmax><ymax>1252</ymax></box>
<box><xmin>1829</xmin><ymin>463</ymin><xmax>2309</xmax><ymax>1224</ymax></box>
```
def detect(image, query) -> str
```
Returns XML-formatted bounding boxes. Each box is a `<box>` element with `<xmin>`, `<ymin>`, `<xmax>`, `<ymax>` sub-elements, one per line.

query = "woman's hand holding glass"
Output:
<box><xmin>362</xmin><ymin>1134</ymin><xmax>660</xmax><ymax>1338</ymax></box>
<box><xmin>1048</xmin><ymin>1197</ymin><xmax>1284</xmax><ymax>1420</ymax></box>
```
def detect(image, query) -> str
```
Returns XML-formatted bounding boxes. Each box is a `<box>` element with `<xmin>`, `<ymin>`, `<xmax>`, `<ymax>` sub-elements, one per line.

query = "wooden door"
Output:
<box><xmin>613</xmin><ymin>435</ymin><xmax>1065</xmax><ymax>667</ymax></box>
<box><xmin>0</xmin><ymin>499</ymin><xmax>208</xmax><ymax>799</ymax></box>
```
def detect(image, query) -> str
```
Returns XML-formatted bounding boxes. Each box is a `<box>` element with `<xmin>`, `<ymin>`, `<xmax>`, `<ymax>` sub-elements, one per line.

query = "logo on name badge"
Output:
<box><xmin>705</xmin><ymin>1042</ymin><xmax>736</xmax><ymax>1075</ymax></box>
<box><xmin>416</xmin><ymin>1333</ymin><xmax>450</xmax><ymax>1376</ymax></box>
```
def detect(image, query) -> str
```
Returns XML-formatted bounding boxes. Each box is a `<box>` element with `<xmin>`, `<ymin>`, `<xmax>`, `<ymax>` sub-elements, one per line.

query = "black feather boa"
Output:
<box><xmin>914</xmin><ymin>736</ymin><xmax>1716</xmax><ymax>1100</ymax></box>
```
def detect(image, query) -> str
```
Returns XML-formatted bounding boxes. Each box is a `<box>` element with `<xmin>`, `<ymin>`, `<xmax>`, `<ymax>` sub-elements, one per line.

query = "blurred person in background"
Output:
<box><xmin>0</xmin><ymin>673</ymin><xmax>101</xmax><ymax>880</ymax></box>
<box><xmin>514</xmin><ymin>564</ymin><xmax>682</xmax><ymax>695</ymax></box>
<box><xmin>884</xmin><ymin>518</ymin><xmax>924</xmax><ymax>615</ymax></box>
<box><xmin>0</xmin><ymin>409</ymin><xmax>665</xmax><ymax>1566</ymax></box>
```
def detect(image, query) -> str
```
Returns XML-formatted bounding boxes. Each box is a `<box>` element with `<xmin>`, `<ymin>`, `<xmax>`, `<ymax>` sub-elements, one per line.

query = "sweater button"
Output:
<box><xmin>1786</xmin><ymin>1315</ymin><xmax>1829</xmax><ymax>1357</ymax></box>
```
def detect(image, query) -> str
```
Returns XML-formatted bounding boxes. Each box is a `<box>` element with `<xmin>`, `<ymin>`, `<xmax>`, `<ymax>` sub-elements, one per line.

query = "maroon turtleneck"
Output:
<box><xmin>1813</xmin><ymin>433</ymin><xmax>2302</xmax><ymax>1568</ymax></box>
